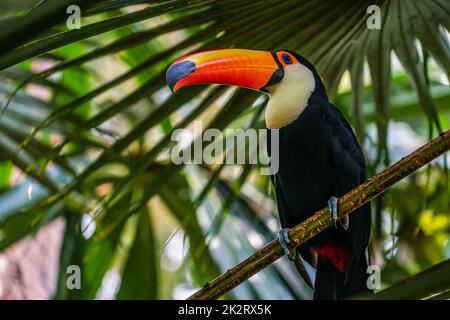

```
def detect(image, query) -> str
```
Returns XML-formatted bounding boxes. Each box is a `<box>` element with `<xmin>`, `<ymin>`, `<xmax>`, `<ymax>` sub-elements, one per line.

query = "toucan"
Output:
<box><xmin>166</xmin><ymin>49</ymin><xmax>372</xmax><ymax>299</ymax></box>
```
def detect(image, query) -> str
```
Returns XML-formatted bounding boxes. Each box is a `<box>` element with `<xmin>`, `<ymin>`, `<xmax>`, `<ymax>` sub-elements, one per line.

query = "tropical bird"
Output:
<box><xmin>166</xmin><ymin>49</ymin><xmax>372</xmax><ymax>299</ymax></box>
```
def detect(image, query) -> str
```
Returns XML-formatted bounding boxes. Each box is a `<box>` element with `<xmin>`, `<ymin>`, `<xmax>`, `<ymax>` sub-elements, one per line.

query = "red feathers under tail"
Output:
<box><xmin>313</xmin><ymin>245</ymin><xmax>371</xmax><ymax>300</ymax></box>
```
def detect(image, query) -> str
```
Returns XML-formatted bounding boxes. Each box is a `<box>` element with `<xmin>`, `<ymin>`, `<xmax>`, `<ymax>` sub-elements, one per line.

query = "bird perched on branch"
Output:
<box><xmin>166</xmin><ymin>49</ymin><xmax>372</xmax><ymax>299</ymax></box>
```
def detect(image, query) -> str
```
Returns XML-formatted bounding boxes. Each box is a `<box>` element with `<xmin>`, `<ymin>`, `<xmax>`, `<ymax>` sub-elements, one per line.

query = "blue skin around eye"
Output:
<box><xmin>281</xmin><ymin>54</ymin><xmax>292</xmax><ymax>64</ymax></box>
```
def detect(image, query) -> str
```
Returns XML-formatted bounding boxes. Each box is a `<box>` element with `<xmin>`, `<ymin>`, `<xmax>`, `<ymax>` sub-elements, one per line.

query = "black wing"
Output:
<box><xmin>325</xmin><ymin>103</ymin><xmax>371</xmax><ymax>279</ymax></box>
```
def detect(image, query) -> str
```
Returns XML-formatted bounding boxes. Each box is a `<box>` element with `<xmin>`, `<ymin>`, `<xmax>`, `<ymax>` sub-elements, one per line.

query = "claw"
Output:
<box><xmin>328</xmin><ymin>196</ymin><xmax>338</xmax><ymax>228</ymax></box>
<box><xmin>341</xmin><ymin>214</ymin><xmax>349</xmax><ymax>230</ymax></box>
<box><xmin>278</xmin><ymin>228</ymin><xmax>294</xmax><ymax>261</ymax></box>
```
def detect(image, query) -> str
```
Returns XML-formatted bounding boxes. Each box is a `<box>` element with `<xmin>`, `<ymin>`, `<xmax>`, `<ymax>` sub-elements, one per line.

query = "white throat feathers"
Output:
<box><xmin>265</xmin><ymin>64</ymin><xmax>315</xmax><ymax>129</ymax></box>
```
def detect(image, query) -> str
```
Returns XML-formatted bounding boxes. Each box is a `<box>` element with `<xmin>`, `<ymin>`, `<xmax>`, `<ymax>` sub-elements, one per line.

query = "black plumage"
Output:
<box><xmin>269</xmin><ymin>54</ymin><xmax>371</xmax><ymax>299</ymax></box>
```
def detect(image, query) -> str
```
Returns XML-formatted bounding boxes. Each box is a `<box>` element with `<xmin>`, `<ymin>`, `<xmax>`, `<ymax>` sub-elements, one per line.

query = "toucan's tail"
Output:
<box><xmin>313</xmin><ymin>256</ymin><xmax>345</xmax><ymax>300</ymax></box>
<box><xmin>313</xmin><ymin>256</ymin><xmax>370</xmax><ymax>300</ymax></box>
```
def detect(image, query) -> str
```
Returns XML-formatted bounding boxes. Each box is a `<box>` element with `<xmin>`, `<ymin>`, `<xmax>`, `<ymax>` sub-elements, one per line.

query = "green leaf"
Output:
<box><xmin>0</xmin><ymin>0</ymin><xmax>217</xmax><ymax>70</ymax></box>
<box><xmin>0</xmin><ymin>0</ymin><xmax>97</xmax><ymax>53</ymax></box>
<box><xmin>368</xmin><ymin>259</ymin><xmax>450</xmax><ymax>300</ymax></box>
<box><xmin>0</xmin><ymin>162</ymin><xmax>12</xmax><ymax>190</ymax></box>
<box><xmin>117</xmin><ymin>207</ymin><xmax>158</xmax><ymax>299</ymax></box>
<box><xmin>54</xmin><ymin>211</ymin><xmax>86</xmax><ymax>300</ymax></box>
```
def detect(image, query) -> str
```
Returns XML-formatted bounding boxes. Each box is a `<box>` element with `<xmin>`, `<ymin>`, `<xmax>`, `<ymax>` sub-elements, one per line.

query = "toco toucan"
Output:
<box><xmin>166</xmin><ymin>49</ymin><xmax>372</xmax><ymax>299</ymax></box>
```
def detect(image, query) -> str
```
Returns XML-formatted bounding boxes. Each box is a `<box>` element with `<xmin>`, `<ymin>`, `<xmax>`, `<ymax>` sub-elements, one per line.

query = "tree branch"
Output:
<box><xmin>188</xmin><ymin>129</ymin><xmax>450</xmax><ymax>300</ymax></box>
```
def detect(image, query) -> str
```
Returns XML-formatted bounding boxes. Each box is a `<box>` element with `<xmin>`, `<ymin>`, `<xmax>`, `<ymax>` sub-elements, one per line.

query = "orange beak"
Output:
<box><xmin>166</xmin><ymin>49</ymin><xmax>283</xmax><ymax>93</ymax></box>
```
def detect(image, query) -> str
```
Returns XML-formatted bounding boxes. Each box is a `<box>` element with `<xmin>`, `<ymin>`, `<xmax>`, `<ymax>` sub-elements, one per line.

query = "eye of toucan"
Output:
<box><xmin>281</xmin><ymin>53</ymin><xmax>293</xmax><ymax>64</ymax></box>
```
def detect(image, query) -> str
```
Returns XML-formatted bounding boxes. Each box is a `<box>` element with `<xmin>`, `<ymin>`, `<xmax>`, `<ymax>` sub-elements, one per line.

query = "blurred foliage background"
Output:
<box><xmin>0</xmin><ymin>0</ymin><xmax>449</xmax><ymax>299</ymax></box>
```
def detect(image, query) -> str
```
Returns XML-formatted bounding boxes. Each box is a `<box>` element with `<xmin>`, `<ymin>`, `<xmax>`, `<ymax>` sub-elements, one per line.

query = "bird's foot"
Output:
<box><xmin>278</xmin><ymin>228</ymin><xmax>295</xmax><ymax>261</ymax></box>
<box><xmin>328</xmin><ymin>196</ymin><xmax>338</xmax><ymax>228</ymax></box>
<box><xmin>328</xmin><ymin>196</ymin><xmax>349</xmax><ymax>230</ymax></box>
<box><xmin>341</xmin><ymin>214</ymin><xmax>349</xmax><ymax>230</ymax></box>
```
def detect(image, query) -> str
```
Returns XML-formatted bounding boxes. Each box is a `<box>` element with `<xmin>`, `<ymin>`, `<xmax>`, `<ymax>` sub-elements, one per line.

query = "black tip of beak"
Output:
<box><xmin>166</xmin><ymin>60</ymin><xmax>196</xmax><ymax>92</ymax></box>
